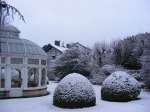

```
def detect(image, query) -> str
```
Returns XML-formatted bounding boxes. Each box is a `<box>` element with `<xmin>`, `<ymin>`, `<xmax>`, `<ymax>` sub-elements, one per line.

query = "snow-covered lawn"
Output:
<box><xmin>0</xmin><ymin>81</ymin><xmax>150</xmax><ymax>112</ymax></box>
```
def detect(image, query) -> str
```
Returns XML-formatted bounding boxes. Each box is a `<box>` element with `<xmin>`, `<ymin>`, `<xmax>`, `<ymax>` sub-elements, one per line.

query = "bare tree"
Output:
<box><xmin>112</xmin><ymin>39</ymin><xmax>132</xmax><ymax>65</ymax></box>
<box><xmin>0</xmin><ymin>0</ymin><xmax>25</xmax><ymax>25</ymax></box>
<box><xmin>112</xmin><ymin>37</ymin><xmax>142</xmax><ymax>69</ymax></box>
<box><xmin>92</xmin><ymin>42</ymin><xmax>107</xmax><ymax>67</ymax></box>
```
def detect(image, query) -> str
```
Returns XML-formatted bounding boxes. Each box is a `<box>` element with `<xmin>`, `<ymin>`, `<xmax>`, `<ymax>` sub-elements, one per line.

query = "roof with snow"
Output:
<box><xmin>67</xmin><ymin>42</ymin><xmax>91</xmax><ymax>50</ymax></box>
<box><xmin>50</xmin><ymin>43</ymin><xmax>68</xmax><ymax>52</ymax></box>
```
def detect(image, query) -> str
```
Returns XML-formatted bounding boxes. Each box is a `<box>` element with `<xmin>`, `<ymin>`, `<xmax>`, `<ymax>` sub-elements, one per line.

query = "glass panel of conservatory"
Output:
<box><xmin>9</xmin><ymin>43</ymin><xmax>25</xmax><ymax>54</ymax></box>
<box><xmin>1</xmin><ymin>57</ymin><xmax>6</xmax><ymax>64</ymax></box>
<box><xmin>25</xmin><ymin>45</ymin><xmax>33</xmax><ymax>54</ymax></box>
<box><xmin>28</xmin><ymin>59</ymin><xmax>39</xmax><ymax>65</ymax></box>
<box><xmin>0</xmin><ymin>42</ymin><xmax>8</xmax><ymax>53</ymax></box>
<box><xmin>11</xmin><ymin>58</ymin><xmax>23</xmax><ymax>64</ymax></box>
<box><xmin>25</xmin><ymin>44</ymin><xmax>37</xmax><ymax>54</ymax></box>
<box><xmin>41</xmin><ymin>60</ymin><xmax>46</xmax><ymax>65</ymax></box>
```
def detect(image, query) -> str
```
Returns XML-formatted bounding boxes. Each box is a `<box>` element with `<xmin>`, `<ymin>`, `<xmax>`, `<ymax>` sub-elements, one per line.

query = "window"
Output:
<box><xmin>52</xmin><ymin>56</ymin><xmax>56</xmax><ymax>59</ymax></box>
<box><xmin>28</xmin><ymin>59</ymin><xmax>39</xmax><ymax>65</ymax></box>
<box><xmin>28</xmin><ymin>68</ymin><xmax>39</xmax><ymax>87</ymax></box>
<box><xmin>0</xmin><ymin>67</ymin><xmax>5</xmax><ymax>88</ymax></box>
<box><xmin>1</xmin><ymin>57</ymin><xmax>6</xmax><ymax>64</ymax></box>
<box><xmin>0</xmin><ymin>42</ymin><xmax>8</xmax><ymax>53</ymax></box>
<box><xmin>11</xmin><ymin>69</ymin><xmax>22</xmax><ymax>88</ymax></box>
<box><xmin>11</xmin><ymin>58</ymin><xmax>23</xmax><ymax>64</ymax></box>
<box><xmin>41</xmin><ymin>60</ymin><xmax>46</xmax><ymax>65</ymax></box>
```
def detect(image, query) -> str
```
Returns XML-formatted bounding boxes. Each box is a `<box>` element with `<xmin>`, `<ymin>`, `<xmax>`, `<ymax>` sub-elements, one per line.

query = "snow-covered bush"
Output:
<box><xmin>123</xmin><ymin>55</ymin><xmax>142</xmax><ymax>70</ymax></box>
<box><xmin>101</xmin><ymin>65</ymin><xmax>116</xmax><ymax>76</ymax></box>
<box><xmin>143</xmin><ymin>71</ymin><xmax>150</xmax><ymax>89</ymax></box>
<box><xmin>90</xmin><ymin>65</ymin><xmax>116</xmax><ymax>85</ymax></box>
<box><xmin>142</xmin><ymin>55</ymin><xmax>150</xmax><ymax>89</ymax></box>
<box><xmin>132</xmin><ymin>73</ymin><xmax>143</xmax><ymax>81</ymax></box>
<box><xmin>53</xmin><ymin>48</ymin><xmax>91</xmax><ymax>80</ymax></box>
<box><xmin>53</xmin><ymin>73</ymin><xmax>96</xmax><ymax>108</ymax></box>
<box><xmin>90</xmin><ymin>68</ymin><xmax>106</xmax><ymax>85</ymax></box>
<box><xmin>101</xmin><ymin>71</ymin><xmax>141</xmax><ymax>102</ymax></box>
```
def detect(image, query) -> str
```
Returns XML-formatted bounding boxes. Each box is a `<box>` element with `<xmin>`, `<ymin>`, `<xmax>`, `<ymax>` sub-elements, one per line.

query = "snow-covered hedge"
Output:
<box><xmin>132</xmin><ymin>73</ymin><xmax>143</xmax><ymax>81</ymax></box>
<box><xmin>101</xmin><ymin>64</ymin><xmax>116</xmax><ymax>76</ymax></box>
<box><xmin>90</xmin><ymin>65</ymin><xmax>116</xmax><ymax>85</ymax></box>
<box><xmin>53</xmin><ymin>73</ymin><xmax>96</xmax><ymax>108</ymax></box>
<box><xmin>101</xmin><ymin>71</ymin><xmax>141</xmax><ymax>102</ymax></box>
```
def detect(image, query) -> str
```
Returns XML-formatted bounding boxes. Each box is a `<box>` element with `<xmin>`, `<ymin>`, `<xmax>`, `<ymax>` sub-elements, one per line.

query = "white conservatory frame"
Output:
<box><xmin>0</xmin><ymin>25</ymin><xmax>48</xmax><ymax>98</ymax></box>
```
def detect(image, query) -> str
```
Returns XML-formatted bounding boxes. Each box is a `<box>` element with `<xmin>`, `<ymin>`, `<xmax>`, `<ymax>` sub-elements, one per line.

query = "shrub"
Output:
<box><xmin>101</xmin><ymin>71</ymin><xmax>141</xmax><ymax>102</ymax></box>
<box><xmin>90</xmin><ymin>68</ymin><xmax>106</xmax><ymax>85</ymax></box>
<box><xmin>101</xmin><ymin>65</ymin><xmax>116</xmax><ymax>76</ymax></box>
<box><xmin>143</xmin><ymin>71</ymin><xmax>150</xmax><ymax>89</ymax></box>
<box><xmin>54</xmin><ymin>48</ymin><xmax>91</xmax><ymax>80</ymax></box>
<box><xmin>142</xmin><ymin>61</ymin><xmax>150</xmax><ymax>89</ymax></box>
<box><xmin>90</xmin><ymin>65</ymin><xmax>116</xmax><ymax>85</ymax></box>
<box><xmin>53</xmin><ymin>73</ymin><xmax>96</xmax><ymax>108</ymax></box>
<box><xmin>132</xmin><ymin>73</ymin><xmax>143</xmax><ymax>81</ymax></box>
<box><xmin>123</xmin><ymin>56</ymin><xmax>142</xmax><ymax>70</ymax></box>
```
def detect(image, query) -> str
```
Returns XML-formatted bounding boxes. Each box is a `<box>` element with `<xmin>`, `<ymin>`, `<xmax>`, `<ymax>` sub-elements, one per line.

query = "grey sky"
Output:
<box><xmin>10</xmin><ymin>0</ymin><xmax>150</xmax><ymax>47</ymax></box>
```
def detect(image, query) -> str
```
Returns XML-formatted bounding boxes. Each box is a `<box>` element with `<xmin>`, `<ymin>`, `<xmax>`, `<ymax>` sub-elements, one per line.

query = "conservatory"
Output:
<box><xmin>0</xmin><ymin>25</ymin><xmax>48</xmax><ymax>98</ymax></box>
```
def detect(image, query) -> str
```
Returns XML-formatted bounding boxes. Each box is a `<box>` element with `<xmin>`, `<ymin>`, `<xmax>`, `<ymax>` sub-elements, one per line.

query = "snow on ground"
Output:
<box><xmin>0</xmin><ymin>81</ymin><xmax>150</xmax><ymax>112</ymax></box>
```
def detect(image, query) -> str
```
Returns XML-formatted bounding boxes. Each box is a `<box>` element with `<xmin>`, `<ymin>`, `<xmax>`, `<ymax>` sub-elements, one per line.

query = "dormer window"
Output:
<box><xmin>52</xmin><ymin>56</ymin><xmax>56</xmax><ymax>59</ymax></box>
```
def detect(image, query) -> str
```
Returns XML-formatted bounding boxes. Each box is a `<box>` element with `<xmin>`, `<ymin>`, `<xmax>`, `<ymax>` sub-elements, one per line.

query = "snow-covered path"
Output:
<box><xmin>0</xmin><ymin>82</ymin><xmax>150</xmax><ymax>112</ymax></box>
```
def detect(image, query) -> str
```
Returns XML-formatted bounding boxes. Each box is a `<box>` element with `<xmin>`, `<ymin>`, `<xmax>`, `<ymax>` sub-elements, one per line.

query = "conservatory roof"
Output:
<box><xmin>0</xmin><ymin>25</ymin><xmax>47</xmax><ymax>57</ymax></box>
<box><xmin>0</xmin><ymin>25</ymin><xmax>20</xmax><ymax>33</ymax></box>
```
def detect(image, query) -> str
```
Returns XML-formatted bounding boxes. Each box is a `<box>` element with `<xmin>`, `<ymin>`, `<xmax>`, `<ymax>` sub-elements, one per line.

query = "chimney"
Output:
<box><xmin>66</xmin><ymin>44</ymin><xmax>71</xmax><ymax>48</ymax></box>
<box><xmin>61</xmin><ymin>41</ymin><xmax>65</xmax><ymax>47</ymax></box>
<box><xmin>55</xmin><ymin>40</ymin><xmax>60</xmax><ymax>46</ymax></box>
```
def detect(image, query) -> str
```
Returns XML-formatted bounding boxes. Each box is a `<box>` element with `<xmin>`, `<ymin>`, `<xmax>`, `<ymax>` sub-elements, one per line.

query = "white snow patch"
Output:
<box><xmin>51</xmin><ymin>43</ymin><xmax>68</xmax><ymax>52</ymax></box>
<box><xmin>0</xmin><ymin>81</ymin><xmax>150</xmax><ymax>112</ymax></box>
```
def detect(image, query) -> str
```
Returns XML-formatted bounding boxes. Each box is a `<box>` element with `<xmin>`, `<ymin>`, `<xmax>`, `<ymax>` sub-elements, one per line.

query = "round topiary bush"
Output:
<box><xmin>53</xmin><ymin>73</ymin><xmax>96</xmax><ymax>108</ymax></box>
<box><xmin>101</xmin><ymin>71</ymin><xmax>141</xmax><ymax>102</ymax></box>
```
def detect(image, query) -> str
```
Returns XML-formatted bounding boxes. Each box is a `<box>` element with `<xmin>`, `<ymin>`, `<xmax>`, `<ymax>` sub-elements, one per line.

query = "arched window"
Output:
<box><xmin>41</xmin><ymin>68</ymin><xmax>46</xmax><ymax>86</ymax></box>
<box><xmin>28</xmin><ymin>68</ymin><xmax>39</xmax><ymax>87</ymax></box>
<box><xmin>11</xmin><ymin>68</ymin><xmax>22</xmax><ymax>88</ymax></box>
<box><xmin>0</xmin><ymin>67</ymin><xmax>5</xmax><ymax>88</ymax></box>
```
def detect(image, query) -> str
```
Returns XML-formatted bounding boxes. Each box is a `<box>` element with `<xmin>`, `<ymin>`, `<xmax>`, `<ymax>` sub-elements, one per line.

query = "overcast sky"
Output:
<box><xmin>9</xmin><ymin>0</ymin><xmax>150</xmax><ymax>47</ymax></box>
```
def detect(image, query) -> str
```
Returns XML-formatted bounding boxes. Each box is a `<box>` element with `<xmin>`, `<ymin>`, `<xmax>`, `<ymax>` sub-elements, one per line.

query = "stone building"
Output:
<box><xmin>46</xmin><ymin>41</ymin><xmax>67</xmax><ymax>68</ymax></box>
<box><xmin>0</xmin><ymin>25</ymin><xmax>48</xmax><ymax>98</ymax></box>
<box><xmin>45</xmin><ymin>41</ymin><xmax>91</xmax><ymax>80</ymax></box>
<box><xmin>44</xmin><ymin>41</ymin><xmax>67</xmax><ymax>80</ymax></box>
